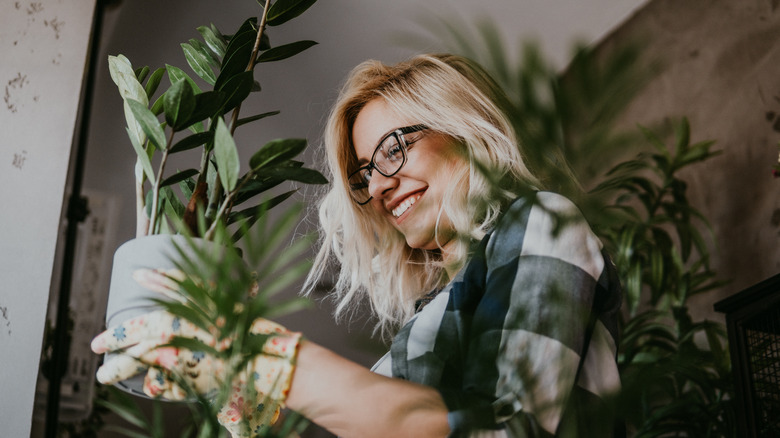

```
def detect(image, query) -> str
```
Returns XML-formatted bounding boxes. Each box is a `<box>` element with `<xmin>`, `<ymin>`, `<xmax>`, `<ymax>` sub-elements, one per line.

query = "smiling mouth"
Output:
<box><xmin>392</xmin><ymin>193</ymin><xmax>422</xmax><ymax>218</ymax></box>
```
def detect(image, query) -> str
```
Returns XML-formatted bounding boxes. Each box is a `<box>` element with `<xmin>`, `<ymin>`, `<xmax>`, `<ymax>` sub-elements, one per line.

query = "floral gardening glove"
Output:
<box><xmin>90</xmin><ymin>269</ymin><xmax>301</xmax><ymax>437</ymax></box>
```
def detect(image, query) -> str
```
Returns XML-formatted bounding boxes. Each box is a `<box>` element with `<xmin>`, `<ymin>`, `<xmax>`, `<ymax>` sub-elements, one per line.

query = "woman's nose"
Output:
<box><xmin>367</xmin><ymin>171</ymin><xmax>398</xmax><ymax>200</ymax></box>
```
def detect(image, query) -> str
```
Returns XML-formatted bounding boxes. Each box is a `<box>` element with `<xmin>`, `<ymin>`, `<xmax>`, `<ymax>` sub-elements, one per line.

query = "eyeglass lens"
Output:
<box><xmin>347</xmin><ymin>125</ymin><xmax>426</xmax><ymax>204</ymax></box>
<box><xmin>348</xmin><ymin>132</ymin><xmax>406</xmax><ymax>204</ymax></box>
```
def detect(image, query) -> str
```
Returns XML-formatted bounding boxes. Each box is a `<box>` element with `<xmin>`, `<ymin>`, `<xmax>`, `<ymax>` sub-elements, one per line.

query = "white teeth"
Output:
<box><xmin>392</xmin><ymin>194</ymin><xmax>421</xmax><ymax>217</ymax></box>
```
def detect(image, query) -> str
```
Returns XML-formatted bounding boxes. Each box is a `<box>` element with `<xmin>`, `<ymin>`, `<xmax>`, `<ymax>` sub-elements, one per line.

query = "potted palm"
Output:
<box><xmin>102</xmin><ymin>0</ymin><xmax>324</xmax><ymax>406</ymax></box>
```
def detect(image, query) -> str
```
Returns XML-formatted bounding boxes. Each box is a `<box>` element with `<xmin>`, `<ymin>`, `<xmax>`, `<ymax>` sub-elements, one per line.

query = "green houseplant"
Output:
<box><xmin>98</xmin><ymin>0</ymin><xmax>325</xmax><ymax>436</ymax></box>
<box><xmin>109</xmin><ymin>0</ymin><xmax>324</xmax><ymax>242</ymax></box>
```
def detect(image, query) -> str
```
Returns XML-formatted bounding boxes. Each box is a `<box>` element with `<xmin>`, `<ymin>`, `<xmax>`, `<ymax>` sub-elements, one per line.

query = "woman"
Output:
<box><xmin>92</xmin><ymin>54</ymin><xmax>623</xmax><ymax>437</ymax></box>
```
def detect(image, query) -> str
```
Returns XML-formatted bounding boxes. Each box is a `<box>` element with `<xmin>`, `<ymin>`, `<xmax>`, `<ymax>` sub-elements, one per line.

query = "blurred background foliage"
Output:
<box><xmin>406</xmin><ymin>14</ymin><xmax>736</xmax><ymax>437</ymax></box>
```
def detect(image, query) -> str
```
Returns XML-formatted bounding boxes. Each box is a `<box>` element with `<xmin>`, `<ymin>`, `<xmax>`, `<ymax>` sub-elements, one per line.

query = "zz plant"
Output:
<box><xmin>97</xmin><ymin>1</ymin><xmax>324</xmax><ymax>436</ymax></box>
<box><xmin>109</xmin><ymin>0</ymin><xmax>325</xmax><ymax>242</ymax></box>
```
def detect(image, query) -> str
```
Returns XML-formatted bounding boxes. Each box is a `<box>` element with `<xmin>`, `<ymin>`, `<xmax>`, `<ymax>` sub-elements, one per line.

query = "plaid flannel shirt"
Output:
<box><xmin>372</xmin><ymin>192</ymin><xmax>623</xmax><ymax>437</ymax></box>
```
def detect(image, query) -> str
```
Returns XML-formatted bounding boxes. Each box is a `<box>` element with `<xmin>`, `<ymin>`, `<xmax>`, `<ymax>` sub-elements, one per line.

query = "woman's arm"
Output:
<box><xmin>285</xmin><ymin>339</ymin><xmax>451</xmax><ymax>438</ymax></box>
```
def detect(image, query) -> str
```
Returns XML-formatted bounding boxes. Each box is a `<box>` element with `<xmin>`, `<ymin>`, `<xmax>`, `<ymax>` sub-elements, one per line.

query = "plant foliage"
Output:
<box><xmin>159</xmin><ymin>202</ymin><xmax>313</xmax><ymax>438</ymax></box>
<box><xmin>407</xmin><ymin>15</ymin><xmax>735</xmax><ymax>437</ymax></box>
<box><xmin>108</xmin><ymin>0</ymin><xmax>325</xmax><ymax>242</ymax></box>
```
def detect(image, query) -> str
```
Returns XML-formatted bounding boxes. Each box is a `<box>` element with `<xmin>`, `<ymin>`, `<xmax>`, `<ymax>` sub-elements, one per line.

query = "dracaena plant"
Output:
<box><xmin>408</xmin><ymin>15</ymin><xmax>736</xmax><ymax>436</ymax></box>
<box><xmin>109</xmin><ymin>0</ymin><xmax>325</xmax><ymax>243</ymax></box>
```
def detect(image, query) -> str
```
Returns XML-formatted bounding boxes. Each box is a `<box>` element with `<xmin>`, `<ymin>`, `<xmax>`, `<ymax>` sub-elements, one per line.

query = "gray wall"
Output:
<box><xmin>0</xmin><ymin>1</ymin><xmax>96</xmax><ymax>436</ymax></box>
<box><xmin>594</xmin><ymin>0</ymin><xmax>780</xmax><ymax>319</ymax></box>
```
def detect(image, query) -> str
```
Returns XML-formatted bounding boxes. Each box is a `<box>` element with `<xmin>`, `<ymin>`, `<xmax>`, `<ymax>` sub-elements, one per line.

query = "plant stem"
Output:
<box><xmin>204</xmin><ymin>1</ymin><xmax>272</xmax><ymax>241</ymax></box>
<box><xmin>227</xmin><ymin>0</ymin><xmax>272</xmax><ymax>134</ymax></box>
<box><xmin>205</xmin><ymin>163</ymin><xmax>223</xmax><ymax>226</ymax></box>
<box><xmin>135</xmin><ymin>174</ymin><xmax>149</xmax><ymax>238</ymax></box>
<box><xmin>146</xmin><ymin>129</ymin><xmax>176</xmax><ymax>234</ymax></box>
<box><xmin>203</xmin><ymin>170</ymin><xmax>255</xmax><ymax>240</ymax></box>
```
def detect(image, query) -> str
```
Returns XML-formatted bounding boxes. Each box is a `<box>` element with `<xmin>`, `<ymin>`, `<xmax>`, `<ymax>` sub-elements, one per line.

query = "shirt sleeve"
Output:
<box><xmin>441</xmin><ymin>192</ymin><xmax>616</xmax><ymax>436</ymax></box>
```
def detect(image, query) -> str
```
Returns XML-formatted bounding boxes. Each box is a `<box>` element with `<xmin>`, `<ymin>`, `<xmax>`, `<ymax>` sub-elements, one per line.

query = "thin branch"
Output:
<box><xmin>228</xmin><ymin>0</ymin><xmax>272</xmax><ymax>134</ymax></box>
<box><xmin>206</xmin><ymin>0</ymin><xmax>273</xmax><ymax>239</ymax></box>
<box><xmin>135</xmin><ymin>163</ymin><xmax>149</xmax><ymax>238</ymax></box>
<box><xmin>203</xmin><ymin>169</ymin><xmax>256</xmax><ymax>240</ymax></box>
<box><xmin>147</xmin><ymin>129</ymin><xmax>177</xmax><ymax>234</ymax></box>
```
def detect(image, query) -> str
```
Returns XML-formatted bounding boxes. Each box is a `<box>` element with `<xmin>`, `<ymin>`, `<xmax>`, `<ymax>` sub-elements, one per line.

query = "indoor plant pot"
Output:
<box><xmin>104</xmin><ymin>234</ymin><xmax>215</xmax><ymax>398</ymax></box>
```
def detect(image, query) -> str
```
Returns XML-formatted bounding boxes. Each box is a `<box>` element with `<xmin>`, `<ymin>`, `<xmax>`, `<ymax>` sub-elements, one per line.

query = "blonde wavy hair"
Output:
<box><xmin>304</xmin><ymin>54</ymin><xmax>540</xmax><ymax>338</ymax></box>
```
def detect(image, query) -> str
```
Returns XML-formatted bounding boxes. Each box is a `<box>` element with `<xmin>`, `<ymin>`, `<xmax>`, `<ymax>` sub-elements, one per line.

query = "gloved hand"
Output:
<box><xmin>91</xmin><ymin>269</ymin><xmax>301</xmax><ymax>437</ymax></box>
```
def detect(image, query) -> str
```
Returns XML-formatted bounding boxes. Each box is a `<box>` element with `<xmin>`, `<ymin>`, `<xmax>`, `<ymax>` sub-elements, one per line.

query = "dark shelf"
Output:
<box><xmin>715</xmin><ymin>273</ymin><xmax>780</xmax><ymax>438</ymax></box>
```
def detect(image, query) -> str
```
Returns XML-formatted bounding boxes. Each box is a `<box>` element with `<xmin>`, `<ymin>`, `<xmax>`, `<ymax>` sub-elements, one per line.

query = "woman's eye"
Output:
<box><xmin>361</xmin><ymin>168</ymin><xmax>373</xmax><ymax>182</ymax></box>
<box><xmin>387</xmin><ymin>144</ymin><xmax>403</xmax><ymax>160</ymax></box>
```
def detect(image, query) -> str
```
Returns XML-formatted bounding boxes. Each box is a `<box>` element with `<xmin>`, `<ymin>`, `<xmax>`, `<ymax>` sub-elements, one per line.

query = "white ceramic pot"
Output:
<box><xmin>104</xmin><ymin>234</ymin><xmax>209</xmax><ymax>399</ymax></box>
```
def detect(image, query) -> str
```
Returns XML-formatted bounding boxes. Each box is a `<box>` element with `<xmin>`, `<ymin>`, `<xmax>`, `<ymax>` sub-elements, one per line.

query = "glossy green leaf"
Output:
<box><xmin>187</xmin><ymin>38</ymin><xmax>220</xmax><ymax>68</ymax></box>
<box><xmin>263</xmin><ymin>166</ymin><xmax>327</xmax><ymax>184</ymax></box>
<box><xmin>215</xmin><ymin>45</ymin><xmax>253</xmax><ymax>92</ymax></box>
<box><xmin>236</xmin><ymin>110</ymin><xmax>280</xmax><ymax>128</ymax></box>
<box><xmin>164</xmin><ymin>79</ymin><xmax>196</xmax><ymax>130</ymax></box>
<box><xmin>249</xmin><ymin>138</ymin><xmax>307</xmax><ymax>170</ymax></box>
<box><xmin>165</xmin><ymin>64</ymin><xmax>202</xmax><ymax>94</ymax></box>
<box><xmin>181</xmin><ymin>42</ymin><xmax>216</xmax><ymax>85</ymax></box>
<box><xmin>179</xmin><ymin>176</ymin><xmax>195</xmax><ymax>200</ymax></box>
<box><xmin>169</xmin><ymin>131</ymin><xmax>213</xmax><ymax>154</ymax></box>
<box><xmin>197</xmin><ymin>24</ymin><xmax>227</xmax><ymax>58</ymax></box>
<box><xmin>134</xmin><ymin>65</ymin><xmax>150</xmax><ymax>83</ymax></box>
<box><xmin>161</xmin><ymin>186</ymin><xmax>185</xmax><ymax>225</ymax></box>
<box><xmin>214</xmin><ymin>19</ymin><xmax>256</xmax><ymax>91</ymax></box>
<box><xmin>180</xmin><ymin>90</ymin><xmax>225</xmax><ymax>129</ymax></box>
<box><xmin>144</xmin><ymin>67</ymin><xmax>166</xmax><ymax>99</ymax></box>
<box><xmin>161</xmin><ymin>168</ymin><xmax>199</xmax><ymax>188</ymax></box>
<box><xmin>115</xmin><ymin>71</ymin><xmax>149</xmax><ymax>106</ymax></box>
<box><xmin>108</xmin><ymin>55</ymin><xmax>148</xmax><ymax>104</ymax></box>
<box><xmin>150</xmin><ymin>92</ymin><xmax>165</xmax><ymax>116</ymax></box>
<box><xmin>126</xmin><ymin>99</ymin><xmax>166</xmax><ymax>150</ymax></box>
<box><xmin>257</xmin><ymin>40</ymin><xmax>317</xmax><ymax>63</ymax></box>
<box><xmin>266</xmin><ymin>0</ymin><xmax>317</xmax><ymax>26</ymax></box>
<box><xmin>216</xmin><ymin>71</ymin><xmax>253</xmax><ymax>114</ymax></box>
<box><xmin>233</xmin><ymin>178</ymin><xmax>285</xmax><ymax>206</ymax></box>
<box><xmin>127</xmin><ymin>126</ymin><xmax>155</xmax><ymax>182</ymax></box>
<box><xmin>214</xmin><ymin>118</ymin><xmax>240</xmax><ymax>192</ymax></box>
<box><xmin>122</xmin><ymin>99</ymin><xmax>146</xmax><ymax>149</ymax></box>
<box><xmin>229</xmin><ymin>189</ymin><xmax>296</xmax><ymax>226</ymax></box>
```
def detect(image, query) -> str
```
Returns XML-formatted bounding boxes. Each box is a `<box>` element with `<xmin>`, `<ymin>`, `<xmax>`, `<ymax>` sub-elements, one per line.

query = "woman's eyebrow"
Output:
<box><xmin>354</xmin><ymin>128</ymin><xmax>396</xmax><ymax>166</ymax></box>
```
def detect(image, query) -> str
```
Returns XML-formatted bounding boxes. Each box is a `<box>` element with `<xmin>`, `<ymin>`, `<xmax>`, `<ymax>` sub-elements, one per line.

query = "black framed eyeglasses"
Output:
<box><xmin>347</xmin><ymin>124</ymin><xmax>428</xmax><ymax>205</ymax></box>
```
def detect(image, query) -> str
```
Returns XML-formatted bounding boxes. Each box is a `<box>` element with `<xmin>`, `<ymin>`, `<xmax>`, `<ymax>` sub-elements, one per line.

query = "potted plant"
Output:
<box><xmin>102</xmin><ymin>0</ymin><xmax>324</xmax><ymax>408</ymax></box>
